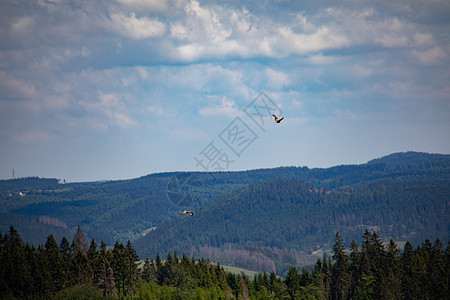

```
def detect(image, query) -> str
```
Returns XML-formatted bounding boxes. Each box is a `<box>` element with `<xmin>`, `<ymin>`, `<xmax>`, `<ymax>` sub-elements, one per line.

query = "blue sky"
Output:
<box><xmin>0</xmin><ymin>0</ymin><xmax>449</xmax><ymax>182</ymax></box>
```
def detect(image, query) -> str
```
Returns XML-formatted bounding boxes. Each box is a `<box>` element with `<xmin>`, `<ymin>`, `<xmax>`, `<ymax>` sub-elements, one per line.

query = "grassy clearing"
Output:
<box><xmin>222</xmin><ymin>265</ymin><xmax>259</xmax><ymax>279</ymax></box>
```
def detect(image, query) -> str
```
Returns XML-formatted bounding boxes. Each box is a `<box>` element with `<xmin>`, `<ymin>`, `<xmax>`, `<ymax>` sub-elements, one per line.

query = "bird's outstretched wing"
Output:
<box><xmin>272</xmin><ymin>114</ymin><xmax>284</xmax><ymax>123</ymax></box>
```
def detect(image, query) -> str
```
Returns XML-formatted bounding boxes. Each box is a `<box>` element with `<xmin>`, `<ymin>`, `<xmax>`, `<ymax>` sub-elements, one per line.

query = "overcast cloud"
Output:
<box><xmin>0</xmin><ymin>0</ymin><xmax>449</xmax><ymax>181</ymax></box>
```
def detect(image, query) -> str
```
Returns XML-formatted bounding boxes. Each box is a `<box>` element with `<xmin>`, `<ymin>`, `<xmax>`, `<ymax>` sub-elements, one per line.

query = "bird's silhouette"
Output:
<box><xmin>272</xmin><ymin>114</ymin><xmax>284</xmax><ymax>123</ymax></box>
<box><xmin>182</xmin><ymin>210</ymin><xmax>194</xmax><ymax>216</ymax></box>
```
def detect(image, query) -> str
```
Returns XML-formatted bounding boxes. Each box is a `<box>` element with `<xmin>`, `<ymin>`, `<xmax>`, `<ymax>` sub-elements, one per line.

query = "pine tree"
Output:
<box><xmin>98</xmin><ymin>257</ymin><xmax>116</xmax><ymax>297</ymax></box>
<box><xmin>445</xmin><ymin>241</ymin><xmax>450</xmax><ymax>298</ymax></box>
<box><xmin>226</xmin><ymin>273</ymin><xmax>241</xmax><ymax>298</ymax></box>
<box><xmin>59</xmin><ymin>236</ymin><xmax>73</xmax><ymax>287</ymax></box>
<box><xmin>112</xmin><ymin>241</ymin><xmax>127</xmax><ymax>297</ymax></box>
<box><xmin>4</xmin><ymin>226</ymin><xmax>32</xmax><ymax>298</ymax></box>
<box><xmin>24</xmin><ymin>243</ymin><xmax>37</xmax><ymax>296</ymax></box>
<box><xmin>98</xmin><ymin>241</ymin><xmax>116</xmax><ymax>297</ymax></box>
<box><xmin>125</xmin><ymin>240</ymin><xmax>139</xmax><ymax>297</ymax></box>
<box><xmin>348</xmin><ymin>240</ymin><xmax>360</xmax><ymax>299</ymax></box>
<box><xmin>401</xmin><ymin>241</ymin><xmax>418</xmax><ymax>299</ymax></box>
<box><xmin>331</xmin><ymin>232</ymin><xmax>349</xmax><ymax>300</ymax></box>
<box><xmin>45</xmin><ymin>234</ymin><xmax>64</xmax><ymax>293</ymax></box>
<box><xmin>73</xmin><ymin>247</ymin><xmax>92</xmax><ymax>285</ymax></box>
<box><xmin>155</xmin><ymin>252</ymin><xmax>164</xmax><ymax>285</ymax></box>
<box><xmin>34</xmin><ymin>245</ymin><xmax>52</xmax><ymax>297</ymax></box>
<box><xmin>300</xmin><ymin>268</ymin><xmax>312</xmax><ymax>287</ymax></box>
<box><xmin>385</xmin><ymin>239</ymin><xmax>402</xmax><ymax>299</ymax></box>
<box><xmin>363</xmin><ymin>231</ymin><xmax>387</xmax><ymax>298</ymax></box>
<box><xmin>141</xmin><ymin>258</ymin><xmax>156</xmax><ymax>283</ymax></box>
<box><xmin>285</xmin><ymin>266</ymin><xmax>300</xmax><ymax>299</ymax></box>
<box><xmin>322</xmin><ymin>257</ymin><xmax>332</xmax><ymax>300</ymax></box>
<box><xmin>72</xmin><ymin>224</ymin><xmax>88</xmax><ymax>255</ymax></box>
<box><xmin>421</xmin><ymin>239</ymin><xmax>446</xmax><ymax>299</ymax></box>
<box><xmin>87</xmin><ymin>238</ymin><xmax>100</xmax><ymax>286</ymax></box>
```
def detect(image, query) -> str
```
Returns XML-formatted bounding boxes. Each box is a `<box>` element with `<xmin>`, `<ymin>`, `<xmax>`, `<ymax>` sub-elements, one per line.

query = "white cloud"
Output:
<box><xmin>80</xmin><ymin>93</ymin><xmax>135</xmax><ymax>129</ymax></box>
<box><xmin>317</xmin><ymin>6</ymin><xmax>419</xmax><ymax>48</ymax></box>
<box><xmin>1</xmin><ymin>0</ymin><xmax>449</xmax><ymax>181</ymax></box>
<box><xmin>353</xmin><ymin>64</ymin><xmax>373</xmax><ymax>78</ymax></box>
<box><xmin>410</xmin><ymin>46</ymin><xmax>448</xmax><ymax>66</ymax></box>
<box><xmin>146</xmin><ymin>105</ymin><xmax>165</xmax><ymax>116</ymax></box>
<box><xmin>110</xmin><ymin>12</ymin><xmax>166</xmax><ymax>39</ymax></box>
<box><xmin>167</xmin><ymin>2</ymin><xmax>280</xmax><ymax>61</ymax></box>
<box><xmin>199</xmin><ymin>97</ymin><xmax>239</xmax><ymax>118</ymax></box>
<box><xmin>11</xmin><ymin>16</ymin><xmax>34</xmax><ymax>35</ymax></box>
<box><xmin>183</xmin><ymin>0</ymin><xmax>231</xmax><ymax>43</ymax></box>
<box><xmin>265</xmin><ymin>68</ymin><xmax>290</xmax><ymax>90</ymax></box>
<box><xmin>114</xmin><ymin>0</ymin><xmax>172</xmax><ymax>12</ymax></box>
<box><xmin>306</xmin><ymin>54</ymin><xmax>341</xmax><ymax>65</ymax></box>
<box><xmin>276</xmin><ymin>25</ymin><xmax>349</xmax><ymax>55</ymax></box>
<box><xmin>0</xmin><ymin>71</ymin><xmax>37</xmax><ymax>99</ymax></box>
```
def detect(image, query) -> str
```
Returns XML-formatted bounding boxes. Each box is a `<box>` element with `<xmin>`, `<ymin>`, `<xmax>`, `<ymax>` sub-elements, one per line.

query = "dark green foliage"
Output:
<box><xmin>0</xmin><ymin>152</ymin><xmax>449</xmax><ymax>298</ymax></box>
<box><xmin>0</xmin><ymin>226</ymin><xmax>448</xmax><ymax>299</ymax></box>
<box><xmin>331</xmin><ymin>232</ymin><xmax>349</xmax><ymax>300</ymax></box>
<box><xmin>2</xmin><ymin>152</ymin><xmax>449</xmax><ymax>249</ymax></box>
<box><xmin>54</xmin><ymin>284</ymin><xmax>105</xmax><ymax>300</ymax></box>
<box><xmin>136</xmin><ymin>176</ymin><xmax>449</xmax><ymax>271</ymax></box>
<box><xmin>285</xmin><ymin>266</ymin><xmax>301</xmax><ymax>298</ymax></box>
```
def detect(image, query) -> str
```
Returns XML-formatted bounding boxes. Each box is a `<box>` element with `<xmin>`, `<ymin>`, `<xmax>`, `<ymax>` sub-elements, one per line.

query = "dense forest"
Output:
<box><xmin>1</xmin><ymin>152</ymin><xmax>448</xmax><ymax>246</ymax></box>
<box><xmin>1</xmin><ymin>151</ymin><xmax>449</xmax><ymax>274</ymax></box>
<box><xmin>135</xmin><ymin>177</ymin><xmax>449</xmax><ymax>274</ymax></box>
<box><xmin>1</xmin><ymin>226</ymin><xmax>447</xmax><ymax>299</ymax></box>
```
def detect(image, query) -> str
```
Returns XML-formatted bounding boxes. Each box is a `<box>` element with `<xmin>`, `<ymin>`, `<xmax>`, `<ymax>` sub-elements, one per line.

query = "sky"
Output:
<box><xmin>0</xmin><ymin>0</ymin><xmax>449</xmax><ymax>182</ymax></box>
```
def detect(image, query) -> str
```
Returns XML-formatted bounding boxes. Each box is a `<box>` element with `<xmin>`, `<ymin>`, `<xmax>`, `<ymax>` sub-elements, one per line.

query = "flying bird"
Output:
<box><xmin>182</xmin><ymin>210</ymin><xmax>194</xmax><ymax>216</ymax></box>
<box><xmin>272</xmin><ymin>114</ymin><xmax>284</xmax><ymax>123</ymax></box>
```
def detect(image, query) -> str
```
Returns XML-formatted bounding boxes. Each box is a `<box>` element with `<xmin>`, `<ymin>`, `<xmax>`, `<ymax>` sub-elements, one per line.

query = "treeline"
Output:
<box><xmin>1</xmin><ymin>226</ymin><xmax>448</xmax><ymax>299</ymax></box>
<box><xmin>3</xmin><ymin>152</ymin><xmax>449</xmax><ymax>248</ymax></box>
<box><xmin>0</xmin><ymin>177</ymin><xmax>60</xmax><ymax>192</ymax></box>
<box><xmin>0</xmin><ymin>225</ymin><xmax>137</xmax><ymax>299</ymax></box>
<box><xmin>304</xmin><ymin>231</ymin><xmax>449</xmax><ymax>300</ymax></box>
<box><xmin>136</xmin><ymin>177</ymin><xmax>449</xmax><ymax>265</ymax></box>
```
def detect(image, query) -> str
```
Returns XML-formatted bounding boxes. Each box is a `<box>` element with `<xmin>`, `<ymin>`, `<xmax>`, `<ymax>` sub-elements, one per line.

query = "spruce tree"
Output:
<box><xmin>112</xmin><ymin>241</ymin><xmax>127</xmax><ymax>297</ymax></box>
<box><xmin>98</xmin><ymin>241</ymin><xmax>116</xmax><ymax>297</ymax></box>
<box><xmin>45</xmin><ymin>234</ymin><xmax>64</xmax><ymax>293</ymax></box>
<box><xmin>348</xmin><ymin>240</ymin><xmax>360</xmax><ymax>299</ymax></box>
<box><xmin>401</xmin><ymin>241</ymin><xmax>417</xmax><ymax>299</ymax></box>
<box><xmin>125</xmin><ymin>240</ymin><xmax>139</xmax><ymax>297</ymax></box>
<box><xmin>331</xmin><ymin>232</ymin><xmax>349</xmax><ymax>300</ymax></box>
<box><xmin>322</xmin><ymin>257</ymin><xmax>332</xmax><ymax>300</ymax></box>
<box><xmin>72</xmin><ymin>224</ymin><xmax>88</xmax><ymax>255</ymax></box>
<box><xmin>87</xmin><ymin>238</ymin><xmax>100</xmax><ymax>286</ymax></box>
<box><xmin>285</xmin><ymin>266</ymin><xmax>300</xmax><ymax>298</ymax></box>
<box><xmin>4</xmin><ymin>226</ymin><xmax>32</xmax><ymax>298</ymax></box>
<box><xmin>385</xmin><ymin>239</ymin><xmax>402</xmax><ymax>299</ymax></box>
<box><xmin>34</xmin><ymin>245</ymin><xmax>52</xmax><ymax>297</ymax></box>
<box><xmin>141</xmin><ymin>258</ymin><xmax>156</xmax><ymax>283</ymax></box>
<box><xmin>59</xmin><ymin>236</ymin><xmax>73</xmax><ymax>287</ymax></box>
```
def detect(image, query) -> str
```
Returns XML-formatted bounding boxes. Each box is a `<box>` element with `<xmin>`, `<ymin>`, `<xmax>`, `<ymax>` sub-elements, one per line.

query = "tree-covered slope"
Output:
<box><xmin>1</xmin><ymin>151</ymin><xmax>449</xmax><ymax>248</ymax></box>
<box><xmin>135</xmin><ymin>177</ymin><xmax>449</xmax><ymax>272</ymax></box>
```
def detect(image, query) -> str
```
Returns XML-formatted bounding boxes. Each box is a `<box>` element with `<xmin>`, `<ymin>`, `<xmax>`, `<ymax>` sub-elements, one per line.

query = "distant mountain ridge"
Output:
<box><xmin>1</xmin><ymin>151</ymin><xmax>449</xmax><ymax>271</ymax></box>
<box><xmin>367</xmin><ymin>151</ymin><xmax>449</xmax><ymax>167</ymax></box>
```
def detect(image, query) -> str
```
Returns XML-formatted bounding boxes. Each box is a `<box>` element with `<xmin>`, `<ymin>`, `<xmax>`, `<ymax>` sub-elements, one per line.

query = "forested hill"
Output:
<box><xmin>134</xmin><ymin>177</ymin><xmax>449</xmax><ymax>272</ymax></box>
<box><xmin>1</xmin><ymin>151</ymin><xmax>449</xmax><ymax>254</ymax></box>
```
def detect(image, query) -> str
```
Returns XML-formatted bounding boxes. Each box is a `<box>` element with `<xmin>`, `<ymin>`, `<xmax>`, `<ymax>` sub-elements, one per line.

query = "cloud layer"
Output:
<box><xmin>0</xmin><ymin>0</ymin><xmax>449</xmax><ymax>181</ymax></box>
